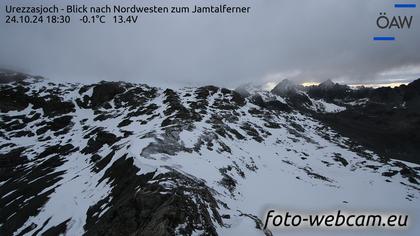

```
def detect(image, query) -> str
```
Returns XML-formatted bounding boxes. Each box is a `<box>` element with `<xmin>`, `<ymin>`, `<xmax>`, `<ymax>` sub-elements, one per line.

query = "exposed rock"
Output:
<box><xmin>1</xmin><ymin>74</ymin><xmax>419</xmax><ymax>236</ymax></box>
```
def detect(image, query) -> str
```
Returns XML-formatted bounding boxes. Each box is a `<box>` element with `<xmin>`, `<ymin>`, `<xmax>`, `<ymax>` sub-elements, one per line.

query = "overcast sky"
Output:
<box><xmin>1</xmin><ymin>0</ymin><xmax>419</xmax><ymax>88</ymax></box>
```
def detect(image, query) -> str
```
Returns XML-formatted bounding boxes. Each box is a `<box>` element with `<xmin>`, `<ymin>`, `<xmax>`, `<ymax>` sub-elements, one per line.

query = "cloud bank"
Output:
<box><xmin>1</xmin><ymin>0</ymin><xmax>419</xmax><ymax>87</ymax></box>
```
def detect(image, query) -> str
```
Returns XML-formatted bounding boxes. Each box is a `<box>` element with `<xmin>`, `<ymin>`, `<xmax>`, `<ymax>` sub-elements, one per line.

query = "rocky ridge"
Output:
<box><xmin>0</xmin><ymin>72</ymin><xmax>419</xmax><ymax>236</ymax></box>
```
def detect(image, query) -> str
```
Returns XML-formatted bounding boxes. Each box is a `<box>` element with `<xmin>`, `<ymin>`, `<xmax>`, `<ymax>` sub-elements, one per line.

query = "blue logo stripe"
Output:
<box><xmin>394</xmin><ymin>4</ymin><xmax>416</xmax><ymax>8</ymax></box>
<box><xmin>373</xmin><ymin>37</ymin><xmax>396</xmax><ymax>41</ymax></box>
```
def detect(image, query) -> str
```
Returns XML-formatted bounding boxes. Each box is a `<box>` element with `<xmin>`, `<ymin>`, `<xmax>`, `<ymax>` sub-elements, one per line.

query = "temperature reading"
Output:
<box><xmin>80</xmin><ymin>15</ymin><xmax>106</xmax><ymax>24</ymax></box>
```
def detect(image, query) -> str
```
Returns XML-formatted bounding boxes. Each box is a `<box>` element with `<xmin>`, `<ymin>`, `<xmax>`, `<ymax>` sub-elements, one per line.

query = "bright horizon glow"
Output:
<box><xmin>262</xmin><ymin>81</ymin><xmax>410</xmax><ymax>91</ymax></box>
<box><xmin>348</xmin><ymin>82</ymin><xmax>408</xmax><ymax>88</ymax></box>
<box><xmin>301</xmin><ymin>82</ymin><xmax>320</xmax><ymax>87</ymax></box>
<box><xmin>300</xmin><ymin>82</ymin><xmax>408</xmax><ymax>88</ymax></box>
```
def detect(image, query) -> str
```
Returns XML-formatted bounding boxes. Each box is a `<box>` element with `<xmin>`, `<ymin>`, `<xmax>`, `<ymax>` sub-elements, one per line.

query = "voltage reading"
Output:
<box><xmin>113</xmin><ymin>15</ymin><xmax>138</xmax><ymax>23</ymax></box>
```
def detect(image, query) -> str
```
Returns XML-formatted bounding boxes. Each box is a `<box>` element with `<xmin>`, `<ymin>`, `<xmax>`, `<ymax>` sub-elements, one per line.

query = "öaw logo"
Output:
<box><xmin>374</xmin><ymin>3</ymin><xmax>416</xmax><ymax>41</ymax></box>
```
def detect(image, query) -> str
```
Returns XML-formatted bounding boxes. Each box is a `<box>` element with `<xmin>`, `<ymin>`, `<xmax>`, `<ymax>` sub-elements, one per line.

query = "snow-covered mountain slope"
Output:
<box><xmin>0</xmin><ymin>75</ymin><xmax>419</xmax><ymax>236</ymax></box>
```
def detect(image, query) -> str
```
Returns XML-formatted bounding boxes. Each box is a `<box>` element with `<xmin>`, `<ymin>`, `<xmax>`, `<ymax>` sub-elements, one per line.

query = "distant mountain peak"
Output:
<box><xmin>319</xmin><ymin>79</ymin><xmax>335</xmax><ymax>89</ymax></box>
<box><xmin>271</xmin><ymin>79</ymin><xmax>297</xmax><ymax>95</ymax></box>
